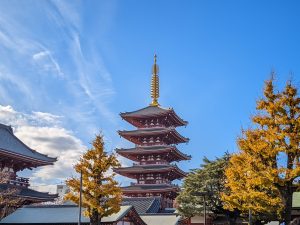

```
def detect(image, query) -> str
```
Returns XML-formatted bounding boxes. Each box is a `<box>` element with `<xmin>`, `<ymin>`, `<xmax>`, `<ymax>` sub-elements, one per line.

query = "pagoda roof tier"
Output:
<box><xmin>114</xmin><ymin>164</ymin><xmax>187</xmax><ymax>180</ymax></box>
<box><xmin>121</xmin><ymin>184</ymin><xmax>179</xmax><ymax>197</ymax></box>
<box><xmin>116</xmin><ymin>145</ymin><xmax>191</xmax><ymax>162</ymax></box>
<box><xmin>0</xmin><ymin>184</ymin><xmax>58</xmax><ymax>202</ymax></box>
<box><xmin>120</xmin><ymin>106</ymin><xmax>188</xmax><ymax>128</ymax></box>
<box><xmin>0</xmin><ymin>124</ymin><xmax>56</xmax><ymax>170</ymax></box>
<box><xmin>118</xmin><ymin>127</ymin><xmax>189</xmax><ymax>145</ymax></box>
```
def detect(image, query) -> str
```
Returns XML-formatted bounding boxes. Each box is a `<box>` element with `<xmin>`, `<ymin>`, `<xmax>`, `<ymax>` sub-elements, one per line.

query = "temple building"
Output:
<box><xmin>0</xmin><ymin>123</ymin><xmax>57</xmax><ymax>217</ymax></box>
<box><xmin>115</xmin><ymin>55</ymin><xmax>191</xmax><ymax>210</ymax></box>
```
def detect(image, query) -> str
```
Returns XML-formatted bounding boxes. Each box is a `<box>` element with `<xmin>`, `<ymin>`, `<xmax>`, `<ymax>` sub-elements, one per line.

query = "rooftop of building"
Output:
<box><xmin>121</xmin><ymin>105</ymin><xmax>185</xmax><ymax>120</ymax></box>
<box><xmin>0</xmin><ymin>123</ymin><xmax>56</xmax><ymax>164</ymax></box>
<box><xmin>0</xmin><ymin>184</ymin><xmax>58</xmax><ymax>202</ymax></box>
<box><xmin>0</xmin><ymin>203</ymin><xmax>184</xmax><ymax>225</ymax></box>
<box><xmin>116</xmin><ymin>145</ymin><xmax>191</xmax><ymax>161</ymax></box>
<box><xmin>0</xmin><ymin>205</ymin><xmax>141</xmax><ymax>224</ymax></box>
<box><xmin>118</xmin><ymin>127</ymin><xmax>189</xmax><ymax>144</ymax></box>
<box><xmin>122</xmin><ymin>184</ymin><xmax>180</xmax><ymax>192</ymax></box>
<box><xmin>121</xmin><ymin>197</ymin><xmax>161</xmax><ymax>214</ymax></box>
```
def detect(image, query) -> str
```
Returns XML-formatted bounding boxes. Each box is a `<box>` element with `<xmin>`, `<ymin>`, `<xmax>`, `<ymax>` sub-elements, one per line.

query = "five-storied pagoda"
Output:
<box><xmin>115</xmin><ymin>55</ymin><xmax>191</xmax><ymax>210</ymax></box>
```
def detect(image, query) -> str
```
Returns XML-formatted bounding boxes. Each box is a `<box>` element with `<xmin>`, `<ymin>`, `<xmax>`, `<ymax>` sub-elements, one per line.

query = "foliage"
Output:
<box><xmin>65</xmin><ymin>134</ymin><xmax>122</xmax><ymax>225</ymax></box>
<box><xmin>176</xmin><ymin>153</ymin><xmax>237</xmax><ymax>221</ymax></box>
<box><xmin>222</xmin><ymin>77</ymin><xmax>300</xmax><ymax>224</ymax></box>
<box><xmin>0</xmin><ymin>172</ymin><xmax>25</xmax><ymax>219</ymax></box>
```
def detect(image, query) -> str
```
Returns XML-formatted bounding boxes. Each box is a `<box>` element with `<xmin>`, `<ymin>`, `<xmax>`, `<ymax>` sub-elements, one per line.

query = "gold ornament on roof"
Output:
<box><xmin>150</xmin><ymin>54</ymin><xmax>160</xmax><ymax>106</ymax></box>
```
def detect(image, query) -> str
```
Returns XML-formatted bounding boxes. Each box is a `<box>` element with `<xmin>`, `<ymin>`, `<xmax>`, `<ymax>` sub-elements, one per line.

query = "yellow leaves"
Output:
<box><xmin>64</xmin><ymin>134</ymin><xmax>122</xmax><ymax>221</ymax></box>
<box><xmin>223</xmin><ymin>78</ymin><xmax>300</xmax><ymax>222</ymax></box>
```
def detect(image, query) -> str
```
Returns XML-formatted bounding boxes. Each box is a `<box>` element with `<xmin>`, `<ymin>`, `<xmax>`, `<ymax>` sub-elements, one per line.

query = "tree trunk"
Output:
<box><xmin>90</xmin><ymin>209</ymin><xmax>101</xmax><ymax>225</ymax></box>
<box><xmin>284</xmin><ymin>182</ymin><xmax>293</xmax><ymax>225</ymax></box>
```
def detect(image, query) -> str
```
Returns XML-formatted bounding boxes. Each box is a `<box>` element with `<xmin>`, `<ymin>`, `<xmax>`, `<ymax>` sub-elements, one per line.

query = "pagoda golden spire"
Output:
<box><xmin>150</xmin><ymin>54</ymin><xmax>160</xmax><ymax>106</ymax></box>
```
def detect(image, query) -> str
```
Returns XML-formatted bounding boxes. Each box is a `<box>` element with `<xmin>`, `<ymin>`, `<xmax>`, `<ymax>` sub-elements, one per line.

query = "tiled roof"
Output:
<box><xmin>0</xmin><ymin>205</ymin><xmax>137</xmax><ymax>224</ymax></box>
<box><xmin>118</xmin><ymin>127</ymin><xmax>189</xmax><ymax>144</ymax></box>
<box><xmin>122</xmin><ymin>184</ymin><xmax>179</xmax><ymax>193</ymax></box>
<box><xmin>122</xmin><ymin>197</ymin><xmax>161</xmax><ymax>214</ymax></box>
<box><xmin>120</xmin><ymin>106</ymin><xmax>172</xmax><ymax>117</ymax></box>
<box><xmin>140</xmin><ymin>214</ymin><xmax>182</xmax><ymax>225</ymax></box>
<box><xmin>116</xmin><ymin>146</ymin><xmax>191</xmax><ymax>161</ymax></box>
<box><xmin>115</xmin><ymin>164</ymin><xmax>186</xmax><ymax>175</ymax></box>
<box><xmin>0</xmin><ymin>184</ymin><xmax>58</xmax><ymax>201</ymax></box>
<box><xmin>0</xmin><ymin>124</ymin><xmax>56</xmax><ymax>163</ymax></box>
<box><xmin>120</xmin><ymin>106</ymin><xmax>187</xmax><ymax>126</ymax></box>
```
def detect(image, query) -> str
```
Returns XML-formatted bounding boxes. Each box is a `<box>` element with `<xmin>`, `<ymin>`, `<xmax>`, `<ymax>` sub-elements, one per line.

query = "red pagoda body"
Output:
<box><xmin>115</xmin><ymin>55</ymin><xmax>191</xmax><ymax>209</ymax></box>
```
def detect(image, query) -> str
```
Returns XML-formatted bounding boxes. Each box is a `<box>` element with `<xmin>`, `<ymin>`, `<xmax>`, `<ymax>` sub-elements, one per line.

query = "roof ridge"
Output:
<box><xmin>0</xmin><ymin>124</ymin><xmax>57</xmax><ymax>162</ymax></box>
<box><xmin>0</xmin><ymin>123</ymin><xmax>13</xmax><ymax>133</ymax></box>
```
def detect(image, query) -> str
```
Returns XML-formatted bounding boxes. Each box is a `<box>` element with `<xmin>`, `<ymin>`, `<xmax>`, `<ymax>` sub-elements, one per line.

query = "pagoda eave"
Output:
<box><xmin>0</xmin><ymin>149</ymin><xmax>56</xmax><ymax>171</ymax></box>
<box><xmin>114</xmin><ymin>165</ymin><xmax>187</xmax><ymax>180</ymax></box>
<box><xmin>120</xmin><ymin>106</ymin><xmax>187</xmax><ymax>128</ymax></box>
<box><xmin>118</xmin><ymin>128</ymin><xmax>189</xmax><ymax>145</ymax></box>
<box><xmin>116</xmin><ymin>147</ymin><xmax>191</xmax><ymax>162</ymax></box>
<box><xmin>121</xmin><ymin>184</ymin><xmax>180</xmax><ymax>198</ymax></box>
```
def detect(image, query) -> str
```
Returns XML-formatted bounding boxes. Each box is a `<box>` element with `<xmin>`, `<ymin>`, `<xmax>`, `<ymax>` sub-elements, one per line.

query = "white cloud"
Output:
<box><xmin>0</xmin><ymin>105</ymin><xmax>86</xmax><ymax>184</ymax></box>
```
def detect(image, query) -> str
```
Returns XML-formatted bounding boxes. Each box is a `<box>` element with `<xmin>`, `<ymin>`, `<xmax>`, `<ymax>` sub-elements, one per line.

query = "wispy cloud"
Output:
<box><xmin>0</xmin><ymin>1</ymin><xmax>122</xmax><ymax>184</ymax></box>
<box><xmin>32</xmin><ymin>50</ymin><xmax>64</xmax><ymax>78</ymax></box>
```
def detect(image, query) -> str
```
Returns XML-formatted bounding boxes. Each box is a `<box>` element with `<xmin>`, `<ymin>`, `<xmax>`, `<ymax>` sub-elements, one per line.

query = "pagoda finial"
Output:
<box><xmin>150</xmin><ymin>54</ymin><xmax>160</xmax><ymax>106</ymax></box>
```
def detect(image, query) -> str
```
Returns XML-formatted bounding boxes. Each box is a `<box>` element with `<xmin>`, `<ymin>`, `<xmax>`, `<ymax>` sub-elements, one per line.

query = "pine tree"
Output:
<box><xmin>65</xmin><ymin>134</ymin><xmax>122</xmax><ymax>225</ymax></box>
<box><xmin>177</xmin><ymin>153</ymin><xmax>238</xmax><ymax>223</ymax></box>
<box><xmin>222</xmin><ymin>77</ymin><xmax>300</xmax><ymax>224</ymax></box>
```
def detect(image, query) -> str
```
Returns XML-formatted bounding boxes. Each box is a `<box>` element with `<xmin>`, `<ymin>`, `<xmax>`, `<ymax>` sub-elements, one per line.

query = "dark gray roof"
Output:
<box><xmin>120</xmin><ymin>106</ymin><xmax>188</xmax><ymax>126</ymax></box>
<box><xmin>140</xmin><ymin>214</ymin><xmax>182</xmax><ymax>225</ymax></box>
<box><xmin>0</xmin><ymin>124</ymin><xmax>56</xmax><ymax>163</ymax></box>
<box><xmin>0</xmin><ymin>205</ymin><xmax>134</xmax><ymax>224</ymax></box>
<box><xmin>115</xmin><ymin>164</ymin><xmax>186</xmax><ymax>175</ymax></box>
<box><xmin>120</xmin><ymin>106</ymin><xmax>173</xmax><ymax>117</ymax></box>
<box><xmin>118</xmin><ymin>127</ymin><xmax>189</xmax><ymax>143</ymax></box>
<box><xmin>122</xmin><ymin>197</ymin><xmax>161</xmax><ymax>214</ymax></box>
<box><xmin>116</xmin><ymin>145</ymin><xmax>191</xmax><ymax>161</ymax></box>
<box><xmin>0</xmin><ymin>184</ymin><xmax>58</xmax><ymax>201</ymax></box>
<box><xmin>122</xmin><ymin>184</ymin><xmax>179</xmax><ymax>192</ymax></box>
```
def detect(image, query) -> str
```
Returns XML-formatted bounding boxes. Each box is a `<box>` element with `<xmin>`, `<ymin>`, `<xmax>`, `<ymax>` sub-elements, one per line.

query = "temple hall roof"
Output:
<box><xmin>116</xmin><ymin>145</ymin><xmax>191</xmax><ymax>162</ymax></box>
<box><xmin>140</xmin><ymin>214</ymin><xmax>184</xmax><ymax>225</ymax></box>
<box><xmin>0</xmin><ymin>184</ymin><xmax>58</xmax><ymax>202</ymax></box>
<box><xmin>122</xmin><ymin>197</ymin><xmax>161</xmax><ymax>214</ymax></box>
<box><xmin>118</xmin><ymin>127</ymin><xmax>189</xmax><ymax>145</ymax></box>
<box><xmin>0</xmin><ymin>124</ymin><xmax>56</xmax><ymax>165</ymax></box>
<box><xmin>120</xmin><ymin>106</ymin><xmax>188</xmax><ymax>127</ymax></box>
<box><xmin>0</xmin><ymin>205</ymin><xmax>145</xmax><ymax>225</ymax></box>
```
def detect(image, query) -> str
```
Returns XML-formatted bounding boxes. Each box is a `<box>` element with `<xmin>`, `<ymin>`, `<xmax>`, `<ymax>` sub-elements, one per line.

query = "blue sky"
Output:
<box><xmin>0</xmin><ymin>0</ymin><xmax>300</xmax><ymax>187</ymax></box>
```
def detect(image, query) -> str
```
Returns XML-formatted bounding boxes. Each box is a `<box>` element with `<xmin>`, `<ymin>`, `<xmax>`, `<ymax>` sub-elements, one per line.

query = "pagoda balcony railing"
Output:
<box><xmin>135</xmin><ymin>161</ymin><xmax>169</xmax><ymax>166</ymax></box>
<box><xmin>130</xmin><ymin>180</ymin><xmax>179</xmax><ymax>187</ymax></box>
<box><xmin>9</xmin><ymin>176</ymin><xmax>30</xmax><ymax>188</ymax></box>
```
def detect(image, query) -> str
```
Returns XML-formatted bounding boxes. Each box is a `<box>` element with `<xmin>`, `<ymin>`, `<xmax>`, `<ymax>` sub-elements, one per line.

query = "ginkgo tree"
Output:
<box><xmin>222</xmin><ymin>76</ymin><xmax>300</xmax><ymax>224</ymax></box>
<box><xmin>65</xmin><ymin>134</ymin><xmax>122</xmax><ymax>225</ymax></box>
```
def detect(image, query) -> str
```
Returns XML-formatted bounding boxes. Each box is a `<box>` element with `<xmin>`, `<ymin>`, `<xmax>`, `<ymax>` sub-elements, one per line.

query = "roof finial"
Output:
<box><xmin>150</xmin><ymin>54</ymin><xmax>160</xmax><ymax>106</ymax></box>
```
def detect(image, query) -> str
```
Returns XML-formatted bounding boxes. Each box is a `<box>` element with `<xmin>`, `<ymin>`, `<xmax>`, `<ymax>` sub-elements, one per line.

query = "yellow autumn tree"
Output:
<box><xmin>222</xmin><ymin>77</ymin><xmax>300</xmax><ymax>224</ymax></box>
<box><xmin>65</xmin><ymin>134</ymin><xmax>122</xmax><ymax>225</ymax></box>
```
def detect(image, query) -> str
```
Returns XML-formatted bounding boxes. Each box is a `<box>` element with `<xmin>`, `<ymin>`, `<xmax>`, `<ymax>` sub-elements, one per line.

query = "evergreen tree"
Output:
<box><xmin>222</xmin><ymin>77</ymin><xmax>300</xmax><ymax>224</ymax></box>
<box><xmin>176</xmin><ymin>153</ymin><xmax>238</xmax><ymax>223</ymax></box>
<box><xmin>65</xmin><ymin>134</ymin><xmax>122</xmax><ymax>225</ymax></box>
